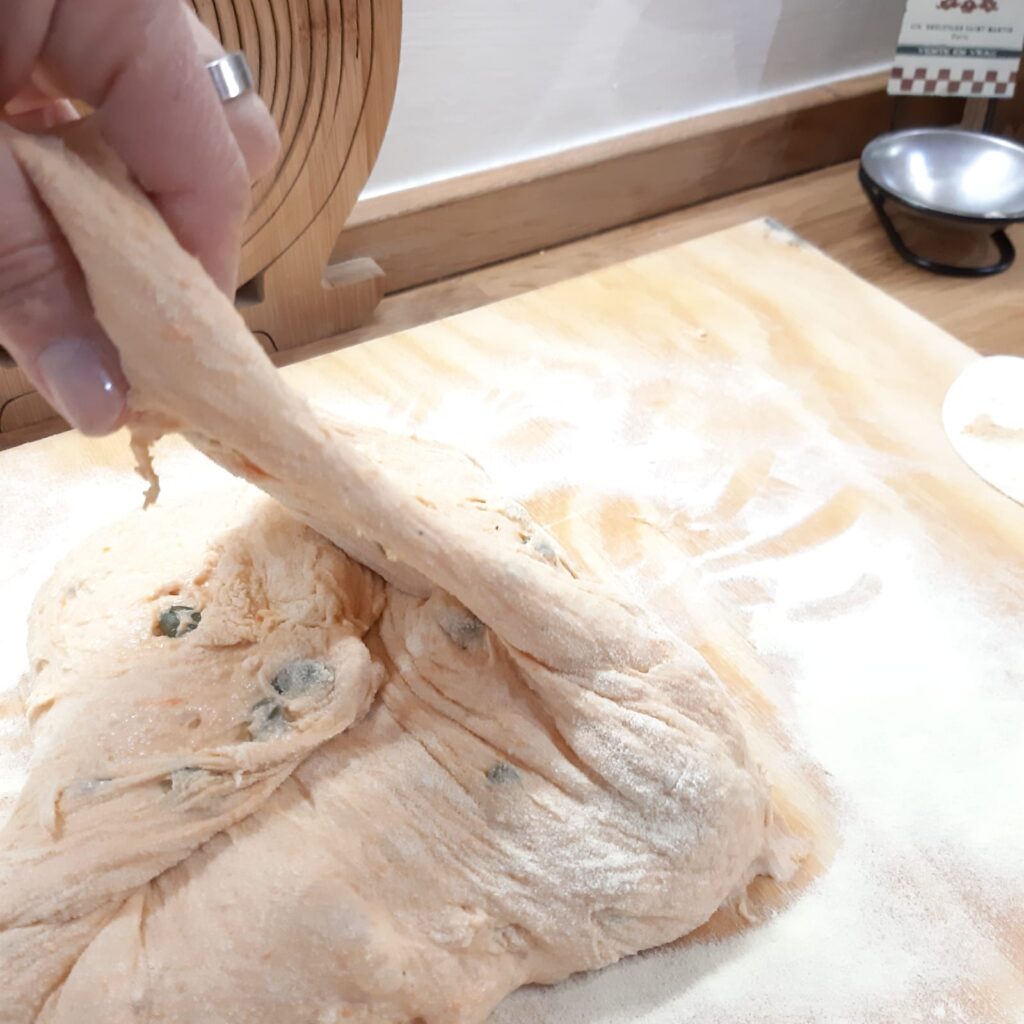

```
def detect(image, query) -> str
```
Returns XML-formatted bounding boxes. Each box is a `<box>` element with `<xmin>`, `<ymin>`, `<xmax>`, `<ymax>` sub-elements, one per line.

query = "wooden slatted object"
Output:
<box><xmin>192</xmin><ymin>0</ymin><xmax>401</xmax><ymax>352</ymax></box>
<box><xmin>0</xmin><ymin>0</ymin><xmax>401</xmax><ymax>438</ymax></box>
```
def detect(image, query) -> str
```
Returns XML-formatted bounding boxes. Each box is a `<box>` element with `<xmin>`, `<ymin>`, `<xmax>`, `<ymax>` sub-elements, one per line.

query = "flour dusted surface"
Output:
<box><xmin>4</xmin><ymin>339</ymin><xmax>1022</xmax><ymax>1021</ymax></box>
<box><xmin>313</xmin><ymin>337</ymin><xmax>1024</xmax><ymax>1023</ymax></box>
<box><xmin>1</xmin><ymin>171</ymin><xmax>1021</xmax><ymax>1023</ymax></box>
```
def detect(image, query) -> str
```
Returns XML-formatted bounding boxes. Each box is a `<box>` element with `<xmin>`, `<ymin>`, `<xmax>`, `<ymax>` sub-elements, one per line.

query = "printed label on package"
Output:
<box><xmin>890</xmin><ymin>0</ymin><xmax>1024</xmax><ymax>98</ymax></box>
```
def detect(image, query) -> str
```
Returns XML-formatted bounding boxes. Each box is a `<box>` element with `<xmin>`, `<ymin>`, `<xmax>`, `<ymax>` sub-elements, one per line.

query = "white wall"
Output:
<box><xmin>364</xmin><ymin>0</ymin><xmax>905</xmax><ymax>198</ymax></box>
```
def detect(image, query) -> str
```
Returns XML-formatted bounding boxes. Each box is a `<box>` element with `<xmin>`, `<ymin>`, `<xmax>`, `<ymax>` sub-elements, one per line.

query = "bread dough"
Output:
<box><xmin>0</xmin><ymin>133</ymin><xmax>788</xmax><ymax>1023</ymax></box>
<box><xmin>3</xmin><ymin>479</ymin><xmax>775</xmax><ymax>1022</ymax></box>
<box><xmin>942</xmin><ymin>355</ymin><xmax>1024</xmax><ymax>506</ymax></box>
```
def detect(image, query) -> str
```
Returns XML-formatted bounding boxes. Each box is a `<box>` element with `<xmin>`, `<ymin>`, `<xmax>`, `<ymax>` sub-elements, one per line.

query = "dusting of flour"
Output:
<box><xmin>319</xmin><ymin>351</ymin><xmax>1024</xmax><ymax>1023</ymax></box>
<box><xmin>2</xmin><ymin>341</ymin><xmax>1022</xmax><ymax>1022</ymax></box>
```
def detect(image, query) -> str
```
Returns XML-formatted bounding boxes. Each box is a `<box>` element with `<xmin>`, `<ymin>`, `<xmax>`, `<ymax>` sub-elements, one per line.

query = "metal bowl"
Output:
<box><xmin>862</xmin><ymin>128</ymin><xmax>1024</xmax><ymax>225</ymax></box>
<box><xmin>860</xmin><ymin>128</ymin><xmax>1024</xmax><ymax>276</ymax></box>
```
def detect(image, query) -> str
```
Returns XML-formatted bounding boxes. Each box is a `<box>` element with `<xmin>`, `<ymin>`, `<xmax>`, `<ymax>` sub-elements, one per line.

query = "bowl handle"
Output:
<box><xmin>859</xmin><ymin>166</ymin><xmax>1015</xmax><ymax>278</ymax></box>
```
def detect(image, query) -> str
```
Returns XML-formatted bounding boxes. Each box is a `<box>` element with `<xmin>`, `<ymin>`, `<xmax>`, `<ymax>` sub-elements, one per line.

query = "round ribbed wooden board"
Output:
<box><xmin>191</xmin><ymin>0</ymin><xmax>401</xmax><ymax>287</ymax></box>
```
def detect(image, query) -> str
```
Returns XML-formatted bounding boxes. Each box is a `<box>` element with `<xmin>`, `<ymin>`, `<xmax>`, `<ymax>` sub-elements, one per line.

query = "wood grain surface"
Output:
<box><xmin>1</xmin><ymin>219</ymin><xmax>1021</xmax><ymax>1021</ymax></box>
<box><xmin>292</xmin><ymin>161</ymin><xmax>1024</xmax><ymax>373</ymax></box>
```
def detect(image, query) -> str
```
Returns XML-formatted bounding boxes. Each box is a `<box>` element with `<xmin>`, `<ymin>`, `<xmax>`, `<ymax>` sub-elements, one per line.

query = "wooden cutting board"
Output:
<box><xmin>1</xmin><ymin>219</ymin><xmax>1022</xmax><ymax>1023</ymax></box>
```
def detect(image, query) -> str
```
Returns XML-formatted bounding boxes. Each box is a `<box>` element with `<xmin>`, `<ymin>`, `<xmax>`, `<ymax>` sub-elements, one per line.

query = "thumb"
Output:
<box><xmin>0</xmin><ymin>131</ymin><xmax>126</xmax><ymax>436</ymax></box>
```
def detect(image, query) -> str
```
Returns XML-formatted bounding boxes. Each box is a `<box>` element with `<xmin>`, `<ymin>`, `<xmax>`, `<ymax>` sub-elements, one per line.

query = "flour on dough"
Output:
<box><xmin>942</xmin><ymin>355</ymin><xmax>1024</xmax><ymax>506</ymax></box>
<box><xmin>0</xmin><ymin>131</ymin><xmax>795</xmax><ymax>1023</ymax></box>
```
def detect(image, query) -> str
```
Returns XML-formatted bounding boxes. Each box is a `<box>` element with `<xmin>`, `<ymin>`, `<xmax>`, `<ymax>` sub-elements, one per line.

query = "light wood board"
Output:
<box><xmin>1</xmin><ymin>220</ymin><xmax>1022</xmax><ymax>1022</ymax></box>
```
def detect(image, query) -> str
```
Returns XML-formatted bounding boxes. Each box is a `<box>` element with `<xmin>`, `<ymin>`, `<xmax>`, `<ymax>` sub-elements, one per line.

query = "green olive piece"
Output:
<box><xmin>248</xmin><ymin>697</ymin><xmax>288</xmax><ymax>741</ymax></box>
<box><xmin>439</xmin><ymin>612</ymin><xmax>484</xmax><ymax>650</ymax></box>
<box><xmin>486</xmin><ymin>762</ymin><xmax>520</xmax><ymax>785</ymax></box>
<box><xmin>167</xmin><ymin>766</ymin><xmax>214</xmax><ymax>797</ymax></box>
<box><xmin>271</xmin><ymin>659</ymin><xmax>335</xmax><ymax>698</ymax></box>
<box><xmin>158</xmin><ymin>605</ymin><xmax>202</xmax><ymax>638</ymax></box>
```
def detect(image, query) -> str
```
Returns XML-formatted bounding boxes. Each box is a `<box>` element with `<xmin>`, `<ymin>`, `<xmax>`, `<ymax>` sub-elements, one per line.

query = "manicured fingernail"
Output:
<box><xmin>36</xmin><ymin>338</ymin><xmax>125</xmax><ymax>436</ymax></box>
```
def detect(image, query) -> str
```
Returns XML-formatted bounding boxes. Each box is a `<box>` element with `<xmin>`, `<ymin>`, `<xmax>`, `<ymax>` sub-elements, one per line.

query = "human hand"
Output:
<box><xmin>0</xmin><ymin>1</ymin><xmax>279</xmax><ymax>435</ymax></box>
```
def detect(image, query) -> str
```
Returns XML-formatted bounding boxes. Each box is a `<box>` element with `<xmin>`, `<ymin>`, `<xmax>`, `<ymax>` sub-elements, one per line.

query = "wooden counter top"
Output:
<box><xmin>304</xmin><ymin>159</ymin><xmax>1024</xmax><ymax>365</ymax></box>
<box><xmin>2</xmin><ymin>158</ymin><xmax>1020</xmax><ymax>450</ymax></box>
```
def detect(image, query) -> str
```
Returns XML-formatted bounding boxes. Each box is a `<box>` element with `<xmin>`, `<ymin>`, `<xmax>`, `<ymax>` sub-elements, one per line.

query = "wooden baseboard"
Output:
<box><xmin>333</xmin><ymin>71</ymin><xmax>959</xmax><ymax>296</ymax></box>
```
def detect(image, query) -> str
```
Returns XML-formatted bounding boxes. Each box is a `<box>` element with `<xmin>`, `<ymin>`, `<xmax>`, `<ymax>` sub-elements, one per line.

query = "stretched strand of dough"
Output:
<box><xmin>9</xmin><ymin>130</ymin><xmax>662</xmax><ymax>678</ymax></box>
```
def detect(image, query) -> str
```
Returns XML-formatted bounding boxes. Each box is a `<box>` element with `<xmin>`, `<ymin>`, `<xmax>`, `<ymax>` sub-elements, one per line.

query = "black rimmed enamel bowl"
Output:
<box><xmin>860</xmin><ymin>128</ymin><xmax>1024</xmax><ymax>277</ymax></box>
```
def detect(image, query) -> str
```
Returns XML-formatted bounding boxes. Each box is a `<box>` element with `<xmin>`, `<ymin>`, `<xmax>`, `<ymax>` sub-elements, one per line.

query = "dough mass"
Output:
<box><xmin>0</xmin><ymin>134</ymin><xmax>787</xmax><ymax>1022</ymax></box>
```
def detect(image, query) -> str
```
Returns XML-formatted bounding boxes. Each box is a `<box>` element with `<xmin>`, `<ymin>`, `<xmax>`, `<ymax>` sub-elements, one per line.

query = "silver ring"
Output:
<box><xmin>205</xmin><ymin>51</ymin><xmax>254</xmax><ymax>103</ymax></box>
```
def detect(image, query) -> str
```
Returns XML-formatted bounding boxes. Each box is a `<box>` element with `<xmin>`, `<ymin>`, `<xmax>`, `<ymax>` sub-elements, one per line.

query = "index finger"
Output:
<box><xmin>41</xmin><ymin>0</ymin><xmax>251</xmax><ymax>293</ymax></box>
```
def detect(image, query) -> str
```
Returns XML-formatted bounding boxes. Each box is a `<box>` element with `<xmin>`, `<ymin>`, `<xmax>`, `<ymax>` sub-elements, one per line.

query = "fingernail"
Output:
<box><xmin>36</xmin><ymin>338</ymin><xmax>125</xmax><ymax>436</ymax></box>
